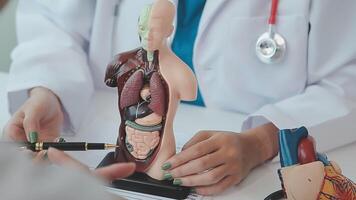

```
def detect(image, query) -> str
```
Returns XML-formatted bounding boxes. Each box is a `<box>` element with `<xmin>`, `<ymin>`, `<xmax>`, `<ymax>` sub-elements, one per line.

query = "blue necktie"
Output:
<box><xmin>172</xmin><ymin>0</ymin><xmax>206</xmax><ymax>107</ymax></box>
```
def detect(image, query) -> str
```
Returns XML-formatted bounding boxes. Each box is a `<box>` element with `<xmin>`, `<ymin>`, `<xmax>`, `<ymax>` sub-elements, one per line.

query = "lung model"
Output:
<box><xmin>105</xmin><ymin>49</ymin><xmax>168</xmax><ymax>172</ymax></box>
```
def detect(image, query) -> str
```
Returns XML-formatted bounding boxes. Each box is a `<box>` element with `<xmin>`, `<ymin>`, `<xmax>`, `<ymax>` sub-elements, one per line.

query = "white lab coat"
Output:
<box><xmin>7</xmin><ymin>0</ymin><xmax>356</xmax><ymax>152</ymax></box>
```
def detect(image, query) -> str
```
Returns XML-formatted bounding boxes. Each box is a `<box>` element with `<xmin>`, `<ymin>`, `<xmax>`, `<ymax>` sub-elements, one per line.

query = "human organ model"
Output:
<box><xmin>104</xmin><ymin>0</ymin><xmax>197</xmax><ymax>180</ymax></box>
<box><xmin>266</xmin><ymin>127</ymin><xmax>356</xmax><ymax>200</ymax></box>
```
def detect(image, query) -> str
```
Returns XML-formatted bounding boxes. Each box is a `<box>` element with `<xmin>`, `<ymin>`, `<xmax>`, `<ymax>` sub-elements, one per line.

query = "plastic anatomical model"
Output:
<box><xmin>104</xmin><ymin>0</ymin><xmax>197</xmax><ymax>180</ymax></box>
<box><xmin>265</xmin><ymin>127</ymin><xmax>356</xmax><ymax>200</ymax></box>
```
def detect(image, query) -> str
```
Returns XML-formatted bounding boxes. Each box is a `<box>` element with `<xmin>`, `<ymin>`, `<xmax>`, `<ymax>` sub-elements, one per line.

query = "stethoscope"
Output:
<box><xmin>256</xmin><ymin>0</ymin><xmax>286</xmax><ymax>64</ymax></box>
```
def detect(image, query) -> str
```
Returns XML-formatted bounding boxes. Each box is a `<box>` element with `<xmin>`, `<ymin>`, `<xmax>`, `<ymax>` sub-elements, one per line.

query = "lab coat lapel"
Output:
<box><xmin>192</xmin><ymin>0</ymin><xmax>228</xmax><ymax>106</ymax></box>
<box><xmin>169</xmin><ymin>0</ymin><xmax>227</xmax><ymax>48</ymax></box>
<box><xmin>197</xmin><ymin>0</ymin><xmax>229</xmax><ymax>42</ymax></box>
<box><xmin>89</xmin><ymin>0</ymin><xmax>117</xmax><ymax>85</ymax></box>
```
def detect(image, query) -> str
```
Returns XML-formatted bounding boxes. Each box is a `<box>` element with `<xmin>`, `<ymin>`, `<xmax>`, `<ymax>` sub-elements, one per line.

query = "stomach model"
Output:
<box><xmin>105</xmin><ymin>48</ymin><xmax>168</xmax><ymax>172</ymax></box>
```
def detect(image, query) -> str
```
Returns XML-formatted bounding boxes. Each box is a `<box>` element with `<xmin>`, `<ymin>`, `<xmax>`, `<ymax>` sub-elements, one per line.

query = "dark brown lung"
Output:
<box><xmin>104</xmin><ymin>48</ymin><xmax>143</xmax><ymax>88</ymax></box>
<box><xmin>120</xmin><ymin>70</ymin><xmax>144</xmax><ymax>109</ymax></box>
<box><xmin>148</xmin><ymin>72</ymin><xmax>166</xmax><ymax>116</ymax></box>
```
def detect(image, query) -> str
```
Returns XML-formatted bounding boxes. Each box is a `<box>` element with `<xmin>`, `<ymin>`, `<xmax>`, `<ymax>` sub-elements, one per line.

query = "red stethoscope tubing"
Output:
<box><xmin>268</xmin><ymin>0</ymin><xmax>279</xmax><ymax>25</ymax></box>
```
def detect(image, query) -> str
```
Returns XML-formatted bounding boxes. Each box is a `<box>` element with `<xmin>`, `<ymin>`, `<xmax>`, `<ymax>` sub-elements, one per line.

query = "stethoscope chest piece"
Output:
<box><xmin>256</xmin><ymin>30</ymin><xmax>286</xmax><ymax>64</ymax></box>
<box><xmin>256</xmin><ymin>0</ymin><xmax>286</xmax><ymax>64</ymax></box>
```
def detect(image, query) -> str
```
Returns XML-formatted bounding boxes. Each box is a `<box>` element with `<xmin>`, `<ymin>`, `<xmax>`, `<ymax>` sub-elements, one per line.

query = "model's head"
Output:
<box><xmin>138</xmin><ymin>5</ymin><xmax>152</xmax><ymax>50</ymax></box>
<box><xmin>138</xmin><ymin>0</ymin><xmax>175</xmax><ymax>51</ymax></box>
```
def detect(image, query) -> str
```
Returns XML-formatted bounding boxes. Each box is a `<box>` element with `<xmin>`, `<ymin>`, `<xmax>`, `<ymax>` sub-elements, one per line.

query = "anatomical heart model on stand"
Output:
<box><xmin>265</xmin><ymin>127</ymin><xmax>356</xmax><ymax>200</ymax></box>
<box><xmin>104</xmin><ymin>0</ymin><xmax>197</xmax><ymax>183</ymax></box>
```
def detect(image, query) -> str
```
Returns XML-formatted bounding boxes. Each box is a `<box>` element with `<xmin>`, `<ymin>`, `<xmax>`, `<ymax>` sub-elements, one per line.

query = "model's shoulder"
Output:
<box><xmin>115</xmin><ymin>48</ymin><xmax>142</xmax><ymax>62</ymax></box>
<box><xmin>161</xmin><ymin>53</ymin><xmax>197</xmax><ymax>83</ymax></box>
<box><xmin>169</xmin><ymin>54</ymin><xmax>192</xmax><ymax>74</ymax></box>
<box><xmin>169</xmin><ymin>57</ymin><xmax>198</xmax><ymax>101</ymax></box>
<box><xmin>105</xmin><ymin>48</ymin><xmax>142</xmax><ymax>85</ymax></box>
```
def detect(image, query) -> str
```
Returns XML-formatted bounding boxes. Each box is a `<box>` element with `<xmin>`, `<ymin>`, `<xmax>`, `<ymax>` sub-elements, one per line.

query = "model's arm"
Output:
<box><xmin>176</xmin><ymin>63</ymin><xmax>198</xmax><ymax>101</ymax></box>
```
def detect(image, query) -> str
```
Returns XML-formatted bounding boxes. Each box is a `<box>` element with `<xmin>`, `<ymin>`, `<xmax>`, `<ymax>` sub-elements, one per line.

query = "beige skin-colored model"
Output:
<box><xmin>280</xmin><ymin>162</ymin><xmax>325</xmax><ymax>200</ymax></box>
<box><xmin>105</xmin><ymin>0</ymin><xmax>197</xmax><ymax>180</ymax></box>
<box><xmin>145</xmin><ymin>0</ymin><xmax>198</xmax><ymax>180</ymax></box>
<box><xmin>280</xmin><ymin>160</ymin><xmax>354</xmax><ymax>199</ymax></box>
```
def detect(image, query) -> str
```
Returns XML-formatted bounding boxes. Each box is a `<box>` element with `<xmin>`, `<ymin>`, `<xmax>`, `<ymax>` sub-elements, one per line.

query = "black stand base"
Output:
<box><xmin>97</xmin><ymin>152</ymin><xmax>192</xmax><ymax>199</ymax></box>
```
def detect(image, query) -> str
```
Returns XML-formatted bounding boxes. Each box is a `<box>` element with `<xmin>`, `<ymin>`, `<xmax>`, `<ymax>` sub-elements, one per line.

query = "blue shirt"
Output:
<box><xmin>172</xmin><ymin>0</ymin><xmax>206</xmax><ymax>107</ymax></box>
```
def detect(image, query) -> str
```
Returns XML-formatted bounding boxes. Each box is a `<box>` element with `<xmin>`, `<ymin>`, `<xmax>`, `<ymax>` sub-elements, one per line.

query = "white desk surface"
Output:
<box><xmin>1</xmin><ymin>72</ymin><xmax>355</xmax><ymax>200</ymax></box>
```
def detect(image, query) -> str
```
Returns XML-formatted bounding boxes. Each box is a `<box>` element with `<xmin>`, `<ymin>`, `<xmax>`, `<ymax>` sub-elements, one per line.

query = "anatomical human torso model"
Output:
<box><xmin>105</xmin><ymin>0</ymin><xmax>197</xmax><ymax>180</ymax></box>
<box><xmin>265</xmin><ymin>127</ymin><xmax>356</xmax><ymax>200</ymax></box>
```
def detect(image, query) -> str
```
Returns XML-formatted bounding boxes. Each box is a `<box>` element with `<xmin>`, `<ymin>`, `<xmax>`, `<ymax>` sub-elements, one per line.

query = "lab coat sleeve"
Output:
<box><xmin>7</xmin><ymin>0</ymin><xmax>95</xmax><ymax>133</ymax></box>
<box><xmin>242</xmin><ymin>0</ymin><xmax>356</xmax><ymax>153</ymax></box>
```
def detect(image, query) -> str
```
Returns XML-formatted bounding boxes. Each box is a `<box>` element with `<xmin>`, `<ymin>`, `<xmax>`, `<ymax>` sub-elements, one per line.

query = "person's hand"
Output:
<box><xmin>24</xmin><ymin>135</ymin><xmax>135</xmax><ymax>182</ymax></box>
<box><xmin>3</xmin><ymin>87</ymin><xmax>64</xmax><ymax>142</ymax></box>
<box><xmin>161</xmin><ymin>123</ymin><xmax>279</xmax><ymax>196</ymax></box>
<box><xmin>46</xmin><ymin>148</ymin><xmax>136</xmax><ymax>182</ymax></box>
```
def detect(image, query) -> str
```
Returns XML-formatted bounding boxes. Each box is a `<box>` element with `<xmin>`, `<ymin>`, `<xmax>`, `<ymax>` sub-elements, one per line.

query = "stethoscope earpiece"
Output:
<box><xmin>256</xmin><ymin>0</ymin><xmax>286</xmax><ymax>64</ymax></box>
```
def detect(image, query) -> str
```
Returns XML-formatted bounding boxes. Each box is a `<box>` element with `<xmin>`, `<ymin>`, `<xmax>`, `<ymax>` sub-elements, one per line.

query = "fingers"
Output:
<box><xmin>3</xmin><ymin>90</ymin><xmax>63</xmax><ymax>143</ymax></box>
<box><xmin>94</xmin><ymin>163</ymin><xmax>136</xmax><ymax>181</ymax></box>
<box><xmin>195</xmin><ymin>175</ymin><xmax>240</xmax><ymax>196</ymax></box>
<box><xmin>182</xmin><ymin>131</ymin><xmax>212</xmax><ymax>150</ymax></box>
<box><xmin>174</xmin><ymin>165</ymin><xmax>228</xmax><ymax>187</ymax></box>
<box><xmin>32</xmin><ymin>150</ymin><xmax>48</xmax><ymax>164</ymax></box>
<box><xmin>162</xmin><ymin>136</ymin><xmax>218</xmax><ymax>171</ymax></box>
<box><xmin>47</xmin><ymin>147</ymin><xmax>89</xmax><ymax>172</ymax></box>
<box><xmin>23</xmin><ymin>109</ymin><xmax>40</xmax><ymax>141</ymax></box>
<box><xmin>169</xmin><ymin>150</ymin><xmax>225</xmax><ymax>178</ymax></box>
<box><xmin>3</xmin><ymin>106</ymin><xmax>41</xmax><ymax>142</ymax></box>
<box><xmin>2</xmin><ymin>111</ymin><xmax>27</xmax><ymax>141</ymax></box>
<box><xmin>21</xmin><ymin>149</ymin><xmax>37</xmax><ymax>158</ymax></box>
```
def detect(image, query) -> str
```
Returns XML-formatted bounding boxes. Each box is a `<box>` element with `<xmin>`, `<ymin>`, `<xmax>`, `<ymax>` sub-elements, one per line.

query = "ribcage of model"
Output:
<box><xmin>120</xmin><ymin>69</ymin><xmax>167</xmax><ymax>160</ymax></box>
